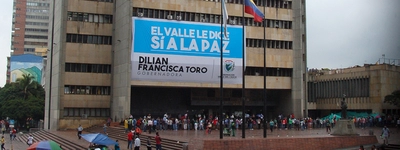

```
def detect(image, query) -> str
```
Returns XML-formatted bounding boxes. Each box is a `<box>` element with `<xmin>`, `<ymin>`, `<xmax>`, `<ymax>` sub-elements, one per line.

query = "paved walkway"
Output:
<box><xmin>4</xmin><ymin>126</ymin><xmax>400</xmax><ymax>150</ymax></box>
<box><xmin>3</xmin><ymin>135</ymin><xmax>29</xmax><ymax>150</ymax></box>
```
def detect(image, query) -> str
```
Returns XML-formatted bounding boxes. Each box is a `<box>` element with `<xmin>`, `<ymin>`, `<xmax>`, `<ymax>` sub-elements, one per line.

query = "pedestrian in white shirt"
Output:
<box><xmin>27</xmin><ymin>135</ymin><xmax>34</xmax><ymax>146</ymax></box>
<box><xmin>134</xmin><ymin>135</ymin><xmax>141</xmax><ymax>150</ymax></box>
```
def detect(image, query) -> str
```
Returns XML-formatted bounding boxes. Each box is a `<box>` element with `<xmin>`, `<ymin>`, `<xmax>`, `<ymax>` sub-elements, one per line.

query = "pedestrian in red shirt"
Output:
<box><xmin>155</xmin><ymin>132</ymin><xmax>162</xmax><ymax>150</ymax></box>
<box><xmin>127</xmin><ymin>131</ymin><xmax>134</xmax><ymax>150</ymax></box>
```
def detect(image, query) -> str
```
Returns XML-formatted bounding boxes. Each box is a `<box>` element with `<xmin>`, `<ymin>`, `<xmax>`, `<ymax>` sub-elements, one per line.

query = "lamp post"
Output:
<box><xmin>47</xmin><ymin>0</ymin><xmax>55</xmax><ymax>130</ymax></box>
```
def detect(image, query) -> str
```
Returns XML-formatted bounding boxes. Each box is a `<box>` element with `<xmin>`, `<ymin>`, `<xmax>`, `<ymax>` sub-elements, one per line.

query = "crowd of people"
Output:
<box><xmin>117</xmin><ymin>112</ymin><xmax>400</xmax><ymax>135</ymax></box>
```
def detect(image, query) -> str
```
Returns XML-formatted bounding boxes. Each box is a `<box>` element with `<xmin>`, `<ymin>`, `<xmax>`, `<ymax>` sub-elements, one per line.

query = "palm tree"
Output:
<box><xmin>384</xmin><ymin>90</ymin><xmax>400</xmax><ymax>107</ymax></box>
<box><xmin>16</xmin><ymin>74</ymin><xmax>38</xmax><ymax>100</ymax></box>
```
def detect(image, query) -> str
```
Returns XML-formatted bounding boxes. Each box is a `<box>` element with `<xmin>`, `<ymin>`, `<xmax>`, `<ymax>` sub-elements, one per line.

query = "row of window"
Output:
<box><xmin>24</xmin><ymin>48</ymin><xmax>35</xmax><ymax>52</ymax></box>
<box><xmin>27</xmin><ymin>2</ymin><xmax>50</xmax><ymax>7</ymax></box>
<box><xmin>218</xmin><ymin>0</ymin><xmax>292</xmax><ymax>9</ymax></box>
<box><xmin>66</xmin><ymin>34</ymin><xmax>112</xmax><ymax>45</ymax></box>
<box><xmin>63</xmin><ymin>108</ymin><xmax>110</xmax><ymax>117</ymax></box>
<box><xmin>26</xmin><ymin>15</ymin><xmax>49</xmax><ymax>20</ymax></box>
<box><xmin>85</xmin><ymin>0</ymin><xmax>113</xmax><ymax>2</ymax></box>
<box><xmin>25</xmin><ymin>35</ymin><xmax>48</xmax><ymax>39</ymax></box>
<box><xmin>245</xmin><ymin>67</ymin><xmax>292</xmax><ymax>77</ymax></box>
<box><xmin>65</xmin><ymin>63</ymin><xmax>111</xmax><ymax>73</ymax></box>
<box><xmin>26</xmin><ymin>22</ymin><xmax>48</xmax><ymax>26</ymax></box>
<box><xmin>67</xmin><ymin>12</ymin><xmax>113</xmax><ymax>24</ymax></box>
<box><xmin>307</xmin><ymin>78</ymin><xmax>370</xmax><ymax>102</ymax></box>
<box><xmin>24</xmin><ymin>41</ymin><xmax>47</xmax><ymax>46</ymax></box>
<box><xmin>246</xmin><ymin>38</ymin><xmax>293</xmax><ymax>49</ymax></box>
<box><xmin>133</xmin><ymin>8</ymin><xmax>292</xmax><ymax>29</ymax></box>
<box><xmin>25</xmin><ymin>28</ymin><xmax>48</xmax><ymax>32</ymax></box>
<box><xmin>26</xmin><ymin>8</ymin><xmax>49</xmax><ymax>13</ymax></box>
<box><xmin>64</xmin><ymin>85</ymin><xmax>111</xmax><ymax>95</ymax></box>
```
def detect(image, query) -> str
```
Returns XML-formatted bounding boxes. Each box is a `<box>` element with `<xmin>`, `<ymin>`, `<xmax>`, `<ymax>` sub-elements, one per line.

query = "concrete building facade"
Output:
<box><xmin>307</xmin><ymin>63</ymin><xmax>400</xmax><ymax>118</ymax></box>
<box><xmin>45</xmin><ymin>0</ymin><xmax>306</xmax><ymax>130</ymax></box>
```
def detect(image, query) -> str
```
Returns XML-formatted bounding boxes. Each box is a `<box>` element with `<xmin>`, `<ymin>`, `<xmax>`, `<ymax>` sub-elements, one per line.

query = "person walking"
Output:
<box><xmin>1</xmin><ymin>136</ymin><xmax>5</xmax><ymax>150</ymax></box>
<box><xmin>155</xmin><ymin>132</ymin><xmax>162</xmax><ymax>150</ymax></box>
<box><xmin>77</xmin><ymin>125</ymin><xmax>83</xmax><ymax>139</ymax></box>
<box><xmin>27</xmin><ymin>134</ymin><xmax>34</xmax><ymax>146</ymax></box>
<box><xmin>381</xmin><ymin>126</ymin><xmax>390</xmax><ymax>145</ymax></box>
<box><xmin>127</xmin><ymin>131</ymin><xmax>134</xmax><ymax>150</ymax></box>
<box><xmin>134</xmin><ymin>135</ymin><xmax>141</xmax><ymax>150</ymax></box>
<box><xmin>114</xmin><ymin>140</ymin><xmax>120</xmax><ymax>150</ymax></box>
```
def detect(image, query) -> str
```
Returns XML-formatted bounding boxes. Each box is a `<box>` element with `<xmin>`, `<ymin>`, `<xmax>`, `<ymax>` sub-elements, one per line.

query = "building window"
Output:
<box><xmin>66</xmin><ymin>34</ymin><xmax>112</xmax><ymax>45</ymax></box>
<box><xmin>65</xmin><ymin>63</ymin><xmax>111</xmax><ymax>73</ymax></box>
<box><xmin>133</xmin><ymin>8</ymin><xmax>292</xmax><ymax>29</ymax></box>
<box><xmin>63</xmin><ymin>108</ymin><xmax>110</xmax><ymax>117</ymax></box>
<box><xmin>246</xmin><ymin>38</ymin><xmax>293</xmax><ymax>49</ymax></box>
<box><xmin>84</xmin><ymin>0</ymin><xmax>113</xmax><ymax>2</ymax></box>
<box><xmin>68</xmin><ymin>12</ymin><xmax>113</xmax><ymax>24</ymax></box>
<box><xmin>64</xmin><ymin>85</ymin><xmax>110</xmax><ymax>95</ymax></box>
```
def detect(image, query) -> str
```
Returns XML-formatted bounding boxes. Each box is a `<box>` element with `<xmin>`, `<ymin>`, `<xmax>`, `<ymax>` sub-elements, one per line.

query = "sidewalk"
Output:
<box><xmin>4</xmin><ymin>135</ymin><xmax>29</xmax><ymax>150</ymax></box>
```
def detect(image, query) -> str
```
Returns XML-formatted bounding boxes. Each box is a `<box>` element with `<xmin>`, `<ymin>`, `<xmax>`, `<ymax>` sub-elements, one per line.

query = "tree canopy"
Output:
<box><xmin>384</xmin><ymin>90</ymin><xmax>400</xmax><ymax>108</ymax></box>
<box><xmin>0</xmin><ymin>74</ymin><xmax>45</xmax><ymax>125</ymax></box>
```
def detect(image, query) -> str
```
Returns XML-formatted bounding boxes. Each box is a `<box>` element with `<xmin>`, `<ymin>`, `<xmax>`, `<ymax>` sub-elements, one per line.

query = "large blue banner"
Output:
<box><xmin>132</xmin><ymin>17</ymin><xmax>244</xmax><ymax>84</ymax></box>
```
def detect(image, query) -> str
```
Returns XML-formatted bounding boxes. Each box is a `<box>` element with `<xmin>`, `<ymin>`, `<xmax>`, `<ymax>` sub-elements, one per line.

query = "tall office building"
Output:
<box><xmin>7</xmin><ymin>0</ymin><xmax>50</xmax><ymax>83</ymax></box>
<box><xmin>45</xmin><ymin>0</ymin><xmax>306</xmax><ymax>130</ymax></box>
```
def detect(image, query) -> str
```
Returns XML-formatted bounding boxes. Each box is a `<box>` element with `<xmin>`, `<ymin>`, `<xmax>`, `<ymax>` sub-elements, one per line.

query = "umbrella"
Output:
<box><xmin>27</xmin><ymin>140</ymin><xmax>62</xmax><ymax>150</ymax></box>
<box><xmin>81</xmin><ymin>133</ymin><xmax>118</xmax><ymax>145</ymax></box>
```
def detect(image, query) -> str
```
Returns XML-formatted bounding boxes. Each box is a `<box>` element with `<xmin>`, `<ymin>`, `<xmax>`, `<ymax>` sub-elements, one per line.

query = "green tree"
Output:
<box><xmin>384</xmin><ymin>90</ymin><xmax>400</xmax><ymax>107</ymax></box>
<box><xmin>16</xmin><ymin>74</ymin><xmax>39</xmax><ymax>100</ymax></box>
<box><xmin>0</xmin><ymin>74</ymin><xmax>45</xmax><ymax>128</ymax></box>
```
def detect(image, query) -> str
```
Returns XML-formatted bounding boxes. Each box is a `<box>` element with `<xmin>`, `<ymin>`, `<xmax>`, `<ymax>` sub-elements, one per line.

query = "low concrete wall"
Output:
<box><xmin>189</xmin><ymin>136</ymin><xmax>378</xmax><ymax>150</ymax></box>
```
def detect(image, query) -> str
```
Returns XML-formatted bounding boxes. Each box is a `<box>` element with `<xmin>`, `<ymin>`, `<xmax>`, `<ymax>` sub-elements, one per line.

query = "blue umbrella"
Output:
<box><xmin>81</xmin><ymin>133</ymin><xmax>118</xmax><ymax>145</ymax></box>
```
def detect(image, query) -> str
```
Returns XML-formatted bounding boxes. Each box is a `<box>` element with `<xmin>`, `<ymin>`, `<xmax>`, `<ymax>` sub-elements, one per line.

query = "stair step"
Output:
<box><xmin>86</xmin><ymin>126</ymin><xmax>184</xmax><ymax>150</ymax></box>
<box><xmin>16</xmin><ymin>130</ymin><xmax>86</xmax><ymax>150</ymax></box>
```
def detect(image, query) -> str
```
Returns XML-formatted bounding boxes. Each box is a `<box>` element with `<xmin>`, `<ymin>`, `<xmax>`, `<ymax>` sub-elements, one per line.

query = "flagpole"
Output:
<box><xmin>219</xmin><ymin>0</ymin><xmax>224</xmax><ymax>140</ymax></box>
<box><xmin>262</xmin><ymin>0</ymin><xmax>267</xmax><ymax>138</ymax></box>
<box><xmin>241</xmin><ymin>0</ymin><xmax>246</xmax><ymax>139</ymax></box>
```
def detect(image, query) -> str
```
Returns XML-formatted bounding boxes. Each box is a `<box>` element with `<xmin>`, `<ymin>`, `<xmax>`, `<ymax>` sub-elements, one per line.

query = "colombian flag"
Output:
<box><xmin>244</xmin><ymin>0</ymin><xmax>265</xmax><ymax>22</ymax></box>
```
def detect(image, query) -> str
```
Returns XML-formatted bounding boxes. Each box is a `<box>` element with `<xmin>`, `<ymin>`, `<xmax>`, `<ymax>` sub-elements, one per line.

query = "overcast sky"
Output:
<box><xmin>0</xmin><ymin>0</ymin><xmax>399</xmax><ymax>87</ymax></box>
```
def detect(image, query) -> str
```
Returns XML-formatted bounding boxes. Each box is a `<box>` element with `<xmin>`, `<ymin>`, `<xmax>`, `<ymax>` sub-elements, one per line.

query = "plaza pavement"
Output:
<box><xmin>3</xmin><ymin>125</ymin><xmax>400</xmax><ymax>150</ymax></box>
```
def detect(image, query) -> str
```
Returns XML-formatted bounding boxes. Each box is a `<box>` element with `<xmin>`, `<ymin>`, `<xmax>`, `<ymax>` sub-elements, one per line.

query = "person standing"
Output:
<box><xmin>381</xmin><ymin>126</ymin><xmax>390</xmax><ymax>145</ymax></box>
<box><xmin>134</xmin><ymin>135</ymin><xmax>141</xmax><ymax>150</ymax></box>
<box><xmin>326</xmin><ymin>119</ymin><xmax>331</xmax><ymax>134</ymax></box>
<box><xmin>27</xmin><ymin>135</ymin><xmax>34</xmax><ymax>146</ymax></box>
<box><xmin>114</xmin><ymin>140</ymin><xmax>120</xmax><ymax>150</ymax></box>
<box><xmin>103</xmin><ymin>124</ymin><xmax>107</xmax><ymax>134</ymax></box>
<box><xmin>12</xmin><ymin>128</ymin><xmax>16</xmax><ymax>140</ymax></box>
<box><xmin>397</xmin><ymin>118</ymin><xmax>400</xmax><ymax>133</ymax></box>
<box><xmin>77</xmin><ymin>125</ymin><xmax>83</xmax><ymax>139</ymax></box>
<box><xmin>230</xmin><ymin>121</ymin><xmax>236</xmax><ymax>137</ymax></box>
<box><xmin>269</xmin><ymin>120</ymin><xmax>275</xmax><ymax>132</ymax></box>
<box><xmin>127</xmin><ymin>131</ymin><xmax>133</xmax><ymax>150</ymax></box>
<box><xmin>1</xmin><ymin>136</ymin><xmax>5</xmax><ymax>150</ymax></box>
<box><xmin>124</xmin><ymin>118</ymin><xmax>129</xmax><ymax>133</ymax></box>
<box><xmin>155</xmin><ymin>132</ymin><xmax>162</xmax><ymax>150</ymax></box>
<box><xmin>146</xmin><ymin>137</ymin><xmax>152</xmax><ymax>150</ymax></box>
<box><xmin>148</xmin><ymin>119</ymin><xmax>153</xmax><ymax>134</ymax></box>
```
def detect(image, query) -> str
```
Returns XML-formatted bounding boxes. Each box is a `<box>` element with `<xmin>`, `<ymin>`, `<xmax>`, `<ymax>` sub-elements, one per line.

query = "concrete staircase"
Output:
<box><xmin>16</xmin><ymin>130</ymin><xmax>87</xmax><ymax>150</ymax></box>
<box><xmin>86</xmin><ymin>125</ymin><xmax>186</xmax><ymax>150</ymax></box>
